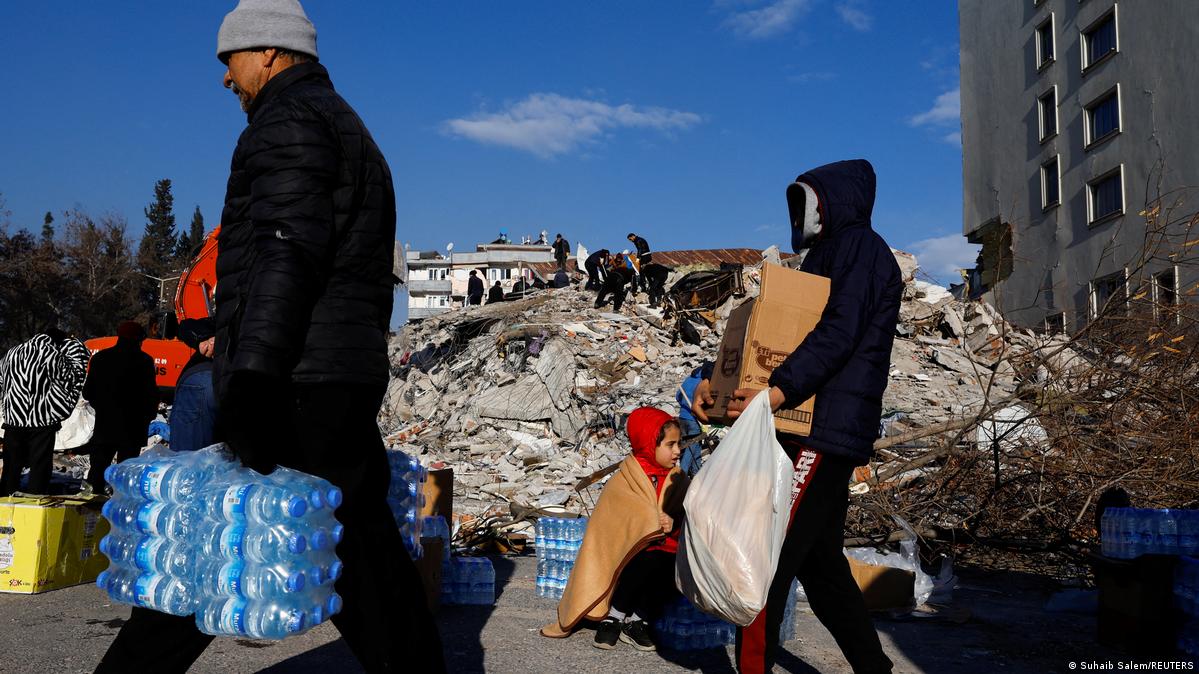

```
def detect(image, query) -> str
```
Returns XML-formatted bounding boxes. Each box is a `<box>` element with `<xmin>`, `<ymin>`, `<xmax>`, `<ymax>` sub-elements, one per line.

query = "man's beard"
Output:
<box><xmin>229</xmin><ymin>82</ymin><xmax>253</xmax><ymax>112</ymax></box>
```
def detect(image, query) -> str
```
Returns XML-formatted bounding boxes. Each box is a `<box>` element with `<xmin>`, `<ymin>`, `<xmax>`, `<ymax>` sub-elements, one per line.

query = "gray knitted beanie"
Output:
<box><xmin>217</xmin><ymin>0</ymin><xmax>318</xmax><ymax>62</ymax></box>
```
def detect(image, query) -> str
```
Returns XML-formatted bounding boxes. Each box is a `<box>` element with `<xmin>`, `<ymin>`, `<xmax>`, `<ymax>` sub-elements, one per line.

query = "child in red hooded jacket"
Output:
<box><xmin>593</xmin><ymin>407</ymin><xmax>685</xmax><ymax>652</ymax></box>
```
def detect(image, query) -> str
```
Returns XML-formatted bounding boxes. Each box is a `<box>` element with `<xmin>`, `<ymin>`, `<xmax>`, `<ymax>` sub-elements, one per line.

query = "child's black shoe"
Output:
<box><xmin>620</xmin><ymin>619</ymin><xmax>656</xmax><ymax>651</ymax></box>
<box><xmin>593</xmin><ymin>618</ymin><xmax>621</xmax><ymax>650</ymax></box>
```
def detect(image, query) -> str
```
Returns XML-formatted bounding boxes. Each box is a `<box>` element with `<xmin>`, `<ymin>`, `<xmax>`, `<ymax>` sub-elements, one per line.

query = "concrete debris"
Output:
<box><xmin>382</xmin><ymin>248</ymin><xmax>1068</xmax><ymax>518</ymax></box>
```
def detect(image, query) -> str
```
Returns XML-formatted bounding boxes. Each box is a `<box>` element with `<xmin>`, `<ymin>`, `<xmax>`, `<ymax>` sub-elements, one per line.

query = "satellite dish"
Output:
<box><xmin>446</xmin><ymin>242</ymin><xmax>454</xmax><ymax>252</ymax></box>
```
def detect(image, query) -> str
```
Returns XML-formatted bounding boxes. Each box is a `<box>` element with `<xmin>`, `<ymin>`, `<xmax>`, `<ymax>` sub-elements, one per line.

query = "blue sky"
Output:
<box><xmin>0</xmin><ymin>0</ymin><xmax>974</xmax><ymax>285</ymax></box>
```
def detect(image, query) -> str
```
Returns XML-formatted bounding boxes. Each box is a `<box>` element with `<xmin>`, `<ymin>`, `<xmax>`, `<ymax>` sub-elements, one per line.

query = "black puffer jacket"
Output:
<box><xmin>213</xmin><ymin>63</ymin><xmax>396</xmax><ymax>399</ymax></box>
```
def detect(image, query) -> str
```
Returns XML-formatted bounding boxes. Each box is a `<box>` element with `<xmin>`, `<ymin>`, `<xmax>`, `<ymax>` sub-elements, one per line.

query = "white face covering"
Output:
<box><xmin>792</xmin><ymin>181</ymin><xmax>822</xmax><ymax>249</ymax></box>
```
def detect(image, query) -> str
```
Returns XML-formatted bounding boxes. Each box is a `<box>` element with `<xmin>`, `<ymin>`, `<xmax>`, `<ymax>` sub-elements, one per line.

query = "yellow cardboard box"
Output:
<box><xmin>0</xmin><ymin>495</ymin><xmax>110</xmax><ymax>594</ymax></box>
<box><xmin>709</xmin><ymin>263</ymin><xmax>831</xmax><ymax>436</ymax></box>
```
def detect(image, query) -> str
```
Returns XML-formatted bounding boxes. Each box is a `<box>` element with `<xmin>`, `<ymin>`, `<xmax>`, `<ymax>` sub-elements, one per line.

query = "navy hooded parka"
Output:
<box><xmin>769</xmin><ymin>159</ymin><xmax>902</xmax><ymax>465</ymax></box>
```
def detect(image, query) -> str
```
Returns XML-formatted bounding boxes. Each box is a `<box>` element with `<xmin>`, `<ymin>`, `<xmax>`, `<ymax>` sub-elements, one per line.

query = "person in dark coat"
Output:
<box><xmin>552</xmin><ymin>233</ymin><xmax>570</xmax><ymax>270</ymax></box>
<box><xmin>627</xmin><ymin>233</ymin><xmax>651</xmax><ymax>292</ymax></box>
<box><xmin>487</xmin><ymin>280</ymin><xmax>505</xmax><ymax>304</ymax></box>
<box><xmin>693</xmin><ymin>159</ymin><xmax>898</xmax><ymax>674</ymax></box>
<box><xmin>96</xmin><ymin>2</ymin><xmax>445</xmax><ymax>673</ymax></box>
<box><xmin>595</xmin><ymin>255</ymin><xmax>635</xmax><ymax>312</ymax></box>
<box><xmin>83</xmin><ymin>321</ymin><xmax>158</xmax><ymax>493</ymax></box>
<box><xmin>584</xmin><ymin>249</ymin><xmax>610</xmax><ymax>291</ymax></box>
<box><xmin>640</xmin><ymin>262</ymin><xmax>671</xmax><ymax>307</ymax></box>
<box><xmin>0</xmin><ymin>328</ymin><xmax>90</xmax><ymax>496</ymax></box>
<box><xmin>170</xmin><ymin>318</ymin><xmax>217</xmax><ymax>452</ymax></box>
<box><xmin>552</xmin><ymin>269</ymin><xmax>570</xmax><ymax>289</ymax></box>
<box><xmin>467</xmin><ymin>270</ymin><xmax>484</xmax><ymax>306</ymax></box>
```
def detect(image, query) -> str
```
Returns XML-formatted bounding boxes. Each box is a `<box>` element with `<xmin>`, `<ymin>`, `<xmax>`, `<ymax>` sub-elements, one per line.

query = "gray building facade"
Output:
<box><xmin>960</xmin><ymin>0</ymin><xmax>1198</xmax><ymax>330</ymax></box>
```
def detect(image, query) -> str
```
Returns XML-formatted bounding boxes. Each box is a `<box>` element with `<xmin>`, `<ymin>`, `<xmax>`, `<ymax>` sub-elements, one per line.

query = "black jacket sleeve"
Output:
<box><xmin>230</xmin><ymin>100</ymin><xmax>340</xmax><ymax>380</ymax></box>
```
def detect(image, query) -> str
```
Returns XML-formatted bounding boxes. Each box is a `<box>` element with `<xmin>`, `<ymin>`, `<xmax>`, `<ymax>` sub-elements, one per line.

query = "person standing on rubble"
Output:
<box><xmin>467</xmin><ymin>269</ymin><xmax>484</xmax><ymax>306</ymax></box>
<box><xmin>584</xmin><ymin>248</ymin><xmax>610</xmax><ymax>291</ymax></box>
<box><xmin>595</xmin><ymin>254</ymin><xmax>635</xmax><ymax>312</ymax></box>
<box><xmin>640</xmin><ymin>262</ymin><xmax>670</xmax><ymax>308</ymax></box>
<box><xmin>487</xmin><ymin>280</ymin><xmax>505</xmax><ymax>304</ymax></box>
<box><xmin>95</xmin><ymin>1</ymin><xmax>445</xmax><ymax>672</ymax></box>
<box><xmin>552</xmin><ymin>233</ymin><xmax>570</xmax><ymax>271</ymax></box>
<box><xmin>627</xmin><ymin>232</ymin><xmax>651</xmax><ymax>292</ymax></box>
<box><xmin>83</xmin><ymin>321</ymin><xmax>159</xmax><ymax>494</ymax></box>
<box><xmin>693</xmin><ymin>159</ymin><xmax>899</xmax><ymax>674</ymax></box>
<box><xmin>0</xmin><ymin>328</ymin><xmax>90</xmax><ymax>496</ymax></box>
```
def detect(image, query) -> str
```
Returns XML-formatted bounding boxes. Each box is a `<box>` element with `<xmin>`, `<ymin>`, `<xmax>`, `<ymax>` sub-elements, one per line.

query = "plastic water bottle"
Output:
<box><xmin>97</xmin><ymin>568</ymin><xmax>196</xmax><ymax>616</ymax></box>
<box><xmin>106</xmin><ymin>453</ymin><xmax>223</xmax><ymax>502</ymax></box>
<box><xmin>196</xmin><ymin>524</ymin><xmax>307</xmax><ymax>562</ymax></box>
<box><xmin>199</xmin><ymin>483</ymin><xmax>308</xmax><ymax>524</ymax></box>
<box><xmin>101</xmin><ymin>532</ymin><xmax>197</xmax><ymax>577</ymax></box>
<box><xmin>194</xmin><ymin>559</ymin><xmax>306</xmax><ymax>599</ymax></box>
<box><xmin>270</xmin><ymin>468</ymin><xmax>343</xmax><ymax>511</ymax></box>
<box><xmin>195</xmin><ymin>596</ymin><xmax>306</xmax><ymax>639</ymax></box>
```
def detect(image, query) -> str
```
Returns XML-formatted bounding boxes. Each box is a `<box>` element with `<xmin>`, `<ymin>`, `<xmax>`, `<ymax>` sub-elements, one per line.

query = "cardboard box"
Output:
<box><xmin>420</xmin><ymin>467</ymin><xmax>454</xmax><ymax>525</ymax></box>
<box><xmin>0</xmin><ymin>495</ymin><xmax>110</xmax><ymax>594</ymax></box>
<box><xmin>416</xmin><ymin>536</ymin><xmax>444</xmax><ymax>614</ymax></box>
<box><xmin>847</xmin><ymin>556</ymin><xmax>915</xmax><ymax>610</ymax></box>
<box><xmin>1093</xmin><ymin>553</ymin><xmax>1180</xmax><ymax>655</ymax></box>
<box><xmin>709</xmin><ymin>263</ymin><xmax>830</xmax><ymax>436</ymax></box>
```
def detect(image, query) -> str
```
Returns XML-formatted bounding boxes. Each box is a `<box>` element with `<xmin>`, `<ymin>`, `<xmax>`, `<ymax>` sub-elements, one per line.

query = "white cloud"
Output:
<box><xmin>910</xmin><ymin>87</ymin><xmax>960</xmax><ymax>127</ymax></box>
<box><xmin>942</xmin><ymin>131</ymin><xmax>962</xmax><ymax>145</ymax></box>
<box><xmin>723</xmin><ymin>0</ymin><xmax>813</xmax><ymax>39</ymax></box>
<box><xmin>443</xmin><ymin>93</ymin><xmax>702</xmax><ymax>159</ymax></box>
<box><xmin>905</xmin><ymin>234</ymin><xmax>979</xmax><ymax>283</ymax></box>
<box><xmin>835</xmin><ymin>1</ymin><xmax>872</xmax><ymax>31</ymax></box>
<box><xmin>787</xmin><ymin>70</ymin><xmax>837</xmax><ymax>83</ymax></box>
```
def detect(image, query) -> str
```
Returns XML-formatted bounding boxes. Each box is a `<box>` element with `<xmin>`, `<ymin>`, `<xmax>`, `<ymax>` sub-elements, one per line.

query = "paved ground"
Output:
<box><xmin>0</xmin><ymin>555</ymin><xmax>1140</xmax><ymax>673</ymax></box>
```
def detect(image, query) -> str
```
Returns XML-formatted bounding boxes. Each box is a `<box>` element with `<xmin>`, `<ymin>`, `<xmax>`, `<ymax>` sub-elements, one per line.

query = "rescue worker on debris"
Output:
<box><xmin>595</xmin><ymin>253</ymin><xmax>635</xmax><ymax>312</ymax></box>
<box><xmin>95</xmin><ymin>1</ymin><xmax>445</xmax><ymax>671</ymax></box>
<box><xmin>693</xmin><ymin>159</ymin><xmax>899</xmax><ymax>674</ymax></box>
<box><xmin>487</xmin><ymin>280</ymin><xmax>505</xmax><ymax>304</ymax></box>
<box><xmin>467</xmin><ymin>269</ymin><xmax>484</xmax><ymax>306</ymax></box>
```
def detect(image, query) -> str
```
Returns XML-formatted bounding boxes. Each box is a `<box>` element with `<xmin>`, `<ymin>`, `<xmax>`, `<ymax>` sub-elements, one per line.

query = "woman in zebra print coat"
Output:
<box><xmin>0</xmin><ymin>329</ymin><xmax>90</xmax><ymax>495</ymax></box>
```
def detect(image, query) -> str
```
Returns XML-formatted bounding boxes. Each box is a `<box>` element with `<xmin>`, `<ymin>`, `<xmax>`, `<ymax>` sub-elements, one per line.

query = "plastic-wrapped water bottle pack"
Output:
<box><xmin>386</xmin><ymin>449</ymin><xmax>426</xmax><ymax>560</ymax></box>
<box><xmin>1101</xmin><ymin>507</ymin><xmax>1199</xmax><ymax>559</ymax></box>
<box><xmin>535</xmin><ymin>517</ymin><xmax>587</xmax><ymax>599</ymax></box>
<box><xmin>441</xmin><ymin>556</ymin><xmax>495</xmax><ymax>605</ymax></box>
<box><xmin>97</xmin><ymin>445</ymin><xmax>345</xmax><ymax>640</ymax></box>
<box><xmin>654</xmin><ymin>580</ymin><xmax>798</xmax><ymax>651</ymax></box>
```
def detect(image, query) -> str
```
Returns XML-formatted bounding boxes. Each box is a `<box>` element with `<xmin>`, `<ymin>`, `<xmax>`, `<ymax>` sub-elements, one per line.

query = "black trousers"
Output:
<box><xmin>735</xmin><ymin>447</ymin><xmax>891</xmax><ymax>674</ymax></box>
<box><xmin>95</xmin><ymin>383</ymin><xmax>446</xmax><ymax>673</ymax></box>
<box><xmin>609</xmin><ymin>549</ymin><xmax>678</xmax><ymax>622</ymax></box>
<box><xmin>86</xmin><ymin>438</ymin><xmax>143</xmax><ymax>493</ymax></box>
<box><xmin>584</xmin><ymin>262</ymin><xmax>606</xmax><ymax>290</ymax></box>
<box><xmin>0</xmin><ymin>425</ymin><xmax>58</xmax><ymax>496</ymax></box>
<box><xmin>595</xmin><ymin>277</ymin><xmax>629</xmax><ymax>312</ymax></box>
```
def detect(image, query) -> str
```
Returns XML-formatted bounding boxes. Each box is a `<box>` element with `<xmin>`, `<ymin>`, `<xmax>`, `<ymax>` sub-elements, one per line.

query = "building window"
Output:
<box><xmin>1038</xmin><ymin>88</ymin><xmax>1057</xmax><ymax>141</ymax></box>
<box><xmin>1155</xmin><ymin>268</ymin><xmax>1179</xmax><ymax>322</ymax></box>
<box><xmin>1041</xmin><ymin>156</ymin><xmax>1060</xmax><ymax>210</ymax></box>
<box><xmin>1091</xmin><ymin>270</ymin><xmax>1127</xmax><ymax>318</ymax></box>
<box><xmin>1082</xmin><ymin>8</ymin><xmax>1118</xmax><ymax>71</ymax></box>
<box><xmin>1088</xmin><ymin>167</ymin><xmax>1124</xmax><ymax>223</ymax></box>
<box><xmin>1036</xmin><ymin>15</ymin><xmax>1055</xmax><ymax>69</ymax></box>
<box><xmin>1044</xmin><ymin>313</ymin><xmax>1065</xmax><ymax>334</ymax></box>
<box><xmin>1085</xmin><ymin>86</ymin><xmax>1121</xmax><ymax>147</ymax></box>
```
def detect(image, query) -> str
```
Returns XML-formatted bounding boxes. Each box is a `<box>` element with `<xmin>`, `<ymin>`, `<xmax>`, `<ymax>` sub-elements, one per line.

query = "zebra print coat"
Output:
<box><xmin>0</xmin><ymin>335</ymin><xmax>90</xmax><ymax>429</ymax></box>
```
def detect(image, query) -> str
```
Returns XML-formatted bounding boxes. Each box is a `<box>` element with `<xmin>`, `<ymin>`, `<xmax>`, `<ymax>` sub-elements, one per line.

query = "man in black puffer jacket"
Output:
<box><xmin>96</xmin><ymin>2</ymin><xmax>445</xmax><ymax>672</ymax></box>
<box><xmin>695</xmin><ymin>159</ymin><xmax>898</xmax><ymax>674</ymax></box>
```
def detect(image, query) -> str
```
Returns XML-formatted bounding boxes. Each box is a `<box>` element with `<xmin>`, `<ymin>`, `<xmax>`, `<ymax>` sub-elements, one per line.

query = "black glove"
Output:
<box><xmin>216</xmin><ymin>370</ymin><xmax>293</xmax><ymax>475</ymax></box>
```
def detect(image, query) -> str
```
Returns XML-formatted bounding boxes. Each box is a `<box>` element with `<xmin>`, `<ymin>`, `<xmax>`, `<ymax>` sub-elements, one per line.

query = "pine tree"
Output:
<box><xmin>136</xmin><ymin>178</ymin><xmax>179</xmax><ymax>311</ymax></box>
<box><xmin>175</xmin><ymin>205</ymin><xmax>205</xmax><ymax>260</ymax></box>
<box><xmin>41</xmin><ymin>211</ymin><xmax>54</xmax><ymax>242</ymax></box>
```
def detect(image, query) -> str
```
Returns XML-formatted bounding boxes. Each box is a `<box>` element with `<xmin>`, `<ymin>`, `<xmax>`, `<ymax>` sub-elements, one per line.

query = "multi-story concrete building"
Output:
<box><xmin>960</xmin><ymin>0</ymin><xmax>1197</xmax><ymax>330</ymax></box>
<box><xmin>404</xmin><ymin>242</ymin><xmax>555</xmax><ymax>321</ymax></box>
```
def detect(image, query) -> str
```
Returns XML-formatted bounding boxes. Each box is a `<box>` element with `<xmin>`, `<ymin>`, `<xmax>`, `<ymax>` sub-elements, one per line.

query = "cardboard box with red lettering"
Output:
<box><xmin>708</xmin><ymin>263</ymin><xmax>830</xmax><ymax>436</ymax></box>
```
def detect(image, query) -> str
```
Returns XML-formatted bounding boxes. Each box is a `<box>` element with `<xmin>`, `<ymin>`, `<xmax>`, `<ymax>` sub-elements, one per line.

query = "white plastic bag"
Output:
<box><xmin>54</xmin><ymin>399</ymin><xmax>95</xmax><ymax>450</ymax></box>
<box><xmin>676</xmin><ymin>390</ymin><xmax>793</xmax><ymax>626</ymax></box>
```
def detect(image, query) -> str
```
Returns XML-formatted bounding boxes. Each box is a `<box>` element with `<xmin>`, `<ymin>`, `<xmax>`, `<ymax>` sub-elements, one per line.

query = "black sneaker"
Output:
<box><xmin>620</xmin><ymin>619</ymin><xmax>656</xmax><ymax>651</ymax></box>
<box><xmin>593</xmin><ymin>618</ymin><xmax>621</xmax><ymax>650</ymax></box>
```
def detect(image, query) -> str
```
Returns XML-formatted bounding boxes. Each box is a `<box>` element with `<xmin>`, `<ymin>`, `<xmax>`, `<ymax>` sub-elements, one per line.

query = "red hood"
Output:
<box><xmin>628</xmin><ymin>407</ymin><xmax>675</xmax><ymax>482</ymax></box>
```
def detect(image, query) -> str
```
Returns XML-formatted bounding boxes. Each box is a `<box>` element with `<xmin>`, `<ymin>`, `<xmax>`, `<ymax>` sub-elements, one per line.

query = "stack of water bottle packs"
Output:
<box><xmin>535</xmin><ymin>517</ymin><xmax>587</xmax><ymax>600</ymax></box>
<box><xmin>441</xmin><ymin>556</ymin><xmax>496</xmax><ymax>606</ymax></box>
<box><xmin>654</xmin><ymin>580</ymin><xmax>797</xmax><ymax>651</ymax></box>
<box><xmin>1174</xmin><ymin>556</ymin><xmax>1199</xmax><ymax>656</ymax></box>
<box><xmin>387</xmin><ymin>449</ymin><xmax>427</xmax><ymax>561</ymax></box>
<box><xmin>1100</xmin><ymin>507</ymin><xmax>1199</xmax><ymax>559</ymax></box>
<box><xmin>97</xmin><ymin>445</ymin><xmax>345</xmax><ymax>640</ymax></box>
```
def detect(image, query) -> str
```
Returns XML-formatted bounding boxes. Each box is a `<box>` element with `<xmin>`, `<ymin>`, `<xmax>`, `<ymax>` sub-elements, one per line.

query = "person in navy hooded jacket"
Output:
<box><xmin>694</xmin><ymin>159</ymin><xmax>899</xmax><ymax>674</ymax></box>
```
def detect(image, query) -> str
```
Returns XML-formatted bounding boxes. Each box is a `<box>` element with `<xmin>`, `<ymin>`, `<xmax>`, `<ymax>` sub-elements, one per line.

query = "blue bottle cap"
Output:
<box><xmin>286</xmin><ymin>611</ymin><xmax>305</xmax><ymax>634</ymax></box>
<box><xmin>310</xmin><ymin>565</ymin><xmax>325</xmax><ymax>586</ymax></box>
<box><xmin>311</xmin><ymin>605</ymin><xmax>325</xmax><ymax>625</ymax></box>
<box><xmin>326</xmin><ymin>593</ymin><xmax>343</xmax><ymax>615</ymax></box>
<box><xmin>326</xmin><ymin>488</ymin><xmax>343</xmax><ymax>508</ymax></box>
<box><xmin>96</xmin><ymin>570</ymin><xmax>109</xmax><ymax>589</ymax></box>
<box><xmin>285</xmin><ymin>497</ymin><xmax>307</xmax><ymax>518</ymax></box>
<box><xmin>328</xmin><ymin>561</ymin><xmax>343</xmax><ymax>582</ymax></box>
<box><xmin>331</xmin><ymin>524</ymin><xmax>344</xmax><ymax>544</ymax></box>
<box><xmin>310</xmin><ymin>530</ymin><xmax>329</xmax><ymax>551</ymax></box>
<box><xmin>289</xmin><ymin>534</ymin><xmax>306</xmax><ymax>555</ymax></box>
<box><xmin>308</xmin><ymin>489</ymin><xmax>324</xmax><ymax>510</ymax></box>
<box><xmin>286</xmin><ymin>571</ymin><xmax>305</xmax><ymax>593</ymax></box>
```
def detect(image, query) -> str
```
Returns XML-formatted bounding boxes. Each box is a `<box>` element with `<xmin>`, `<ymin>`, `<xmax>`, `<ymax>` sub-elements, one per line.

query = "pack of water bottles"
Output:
<box><xmin>422</xmin><ymin>516</ymin><xmax>451</xmax><ymax>561</ymax></box>
<box><xmin>535</xmin><ymin>517</ymin><xmax>587</xmax><ymax>599</ymax></box>
<box><xmin>654</xmin><ymin>580</ymin><xmax>797</xmax><ymax>651</ymax></box>
<box><xmin>440</xmin><ymin>556</ymin><xmax>495</xmax><ymax>605</ymax></box>
<box><xmin>1101</xmin><ymin>507</ymin><xmax>1199</xmax><ymax>559</ymax></box>
<box><xmin>97</xmin><ymin>445</ymin><xmax>345</xmax><ymax>640</ymax></box>
<box><xmin>387</xmin><ymin>449</ymin><xmax>427</xmax><ymax>561</ymax></box>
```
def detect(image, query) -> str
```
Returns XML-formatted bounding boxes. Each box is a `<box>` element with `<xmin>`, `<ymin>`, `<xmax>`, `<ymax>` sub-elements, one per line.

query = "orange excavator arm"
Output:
<box><xmin>175</xmin><ymin>225</ymin><xmax>220</xmax><ymax>320</ymax></box>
